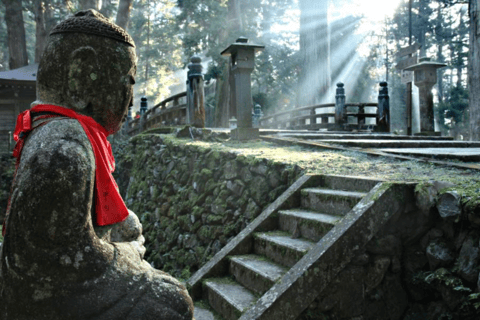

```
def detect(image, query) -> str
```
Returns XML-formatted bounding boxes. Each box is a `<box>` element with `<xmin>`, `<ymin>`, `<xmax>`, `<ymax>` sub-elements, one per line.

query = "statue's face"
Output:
<box><xmin>101</xmin><ymin>45</ymin><xmax>137</xmax><ymax>134</ymax></box>
<box><xmin>37</xmin><ymin>33</ymin><xmax>138</xmax><ymax>134</ymax></box>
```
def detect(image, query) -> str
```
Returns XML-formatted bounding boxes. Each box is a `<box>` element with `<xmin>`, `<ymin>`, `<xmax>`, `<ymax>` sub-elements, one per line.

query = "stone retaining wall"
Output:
<box><xmin>299</xmin><ymin>182</ymin><xmax>480</xmax><ymax>320</ymax></box>
<box><xmin>113</xmin><ymin>132</ymin><xmax>303</xmax><ymax>279</ymax></box>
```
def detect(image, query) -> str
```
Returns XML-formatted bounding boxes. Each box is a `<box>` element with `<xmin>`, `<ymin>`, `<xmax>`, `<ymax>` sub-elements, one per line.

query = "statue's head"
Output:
<box><xmin>37</xmin><ymin>10</ymin><xmax>137</xmax><ymax>134</ymax></box>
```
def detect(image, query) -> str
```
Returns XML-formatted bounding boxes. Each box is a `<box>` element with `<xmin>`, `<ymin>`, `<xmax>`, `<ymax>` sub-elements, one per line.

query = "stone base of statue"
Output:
<box><xmin>231</xmin><ymin>127</ymin><xmax>259</xmax><ymax>140</ymax></box>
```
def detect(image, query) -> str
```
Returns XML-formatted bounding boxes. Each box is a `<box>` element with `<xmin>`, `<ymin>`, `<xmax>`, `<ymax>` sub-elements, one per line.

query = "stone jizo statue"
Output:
<box><xmin>0</xmin><ymin>10</ymin><xmax>194</xmax><ymax>320</ymax></box>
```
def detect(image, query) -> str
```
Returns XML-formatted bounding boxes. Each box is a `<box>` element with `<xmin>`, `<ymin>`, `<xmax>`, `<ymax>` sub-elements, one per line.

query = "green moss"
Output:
<box><xmin>198</xmin><ymin>226</ymin><xmax>211</xmax><ymax>240</ymax></box>
<box><xmin>206</xmin><ymin>214</ymin><xmax>223</xmax><ymax>224</ymax></box>
<box><xmin>370</xmin><ymin>182</ymin><xmax>394</xmax><ymax>202</ymax></box>
<box><xmin>200</xmin><ymin>168</ymin><xmax>213</xmax><ymax>178</ymax></box>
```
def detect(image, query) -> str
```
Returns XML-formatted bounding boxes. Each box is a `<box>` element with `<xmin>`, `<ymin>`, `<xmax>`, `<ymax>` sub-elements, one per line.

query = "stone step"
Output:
<box><xmin>316</xmin><ymin>139</ymin><xmax>480</xmax><ymax>149</ymax></box>
<box><xmin>318</xmin><ymin>175</ymin><xmax>381</xmax><ymax>193</ymax></box>
<box><xmin>278</xmin><ymin>209</ymin><xmax>341</xmax><ymax>242</ymax></box>
<box><xmin>194</xmin><ymin>304</ymin><xmax>220</xmax><ymax>320</ymax></box>
<box><xmin>204</xmin><ymin>278</ymin><xmax>257</xmax><ymax>320</ymax></box>
<box><xmin>301</xmin><ymin>188</ymin><xmax>366</xmax><ymax>215</ymax></box>
<box><xmin>229</xmin><ymin>254</ymin><xmax>287</xmax><ymax>295</ymax></box>
<box><xmin>253</xmin><ymin>231</ymin><xmax>315</xmax><ymax>268</ymax></box>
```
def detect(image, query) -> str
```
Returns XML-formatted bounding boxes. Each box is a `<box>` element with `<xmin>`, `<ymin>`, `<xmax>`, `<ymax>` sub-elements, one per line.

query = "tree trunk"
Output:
<box><xmin>2</xmin><ymin>0</ymin><xmax>28</xmax><ymax>69</ymax></box>
<box><xmin>436</xmin><ymin>5</ymin><xmax>445</xmax><ymax>103</ymax></box>
<box><xmin>214</xmin><ymin>63</ymin><xmax>231</xmax><ymax>128</ymax></box>
<box><xmin>116</xmin><ymin>0</ymin><xmax>133</xmax><ymax>30</ymax></box>
<box><xmin>214</xmin><ymin>0</ymin><xmax>242</xmax><ymax>127</ymax></box>
<box><xmin>418</xmin><ymin>2</ymin><xmax>427</xmax><ymax>58</ymax></box>
<box><xmin>457</xmin><ymin>8</ymin><xmax>466</xmax><ymax>88</ymax></box>
<box><xmin>78</xmin><ymin>0</ymin><xmax>98</xmax><ymax>10</ymax></box>
<box><xmin>144</xmin><ymin>0</ymin><xmax>151</xmax><ymax>96</ymax></box>
<box><xmin>100</xmin><ymin>0</ymin><xmax>114</xmax><ymax>19</ymax></box>
<box><xmin>228</xmin><ymin>0</ymin><xmax>243</xmax><ymax>35</ymax></box>
<box><xmin>469</xmin><ymin>0</ymin><xmax>480</xmax><ymax>140</ymax></box>
<box><xmin>34</xmin><ymin>0</ymin><xmax>47</xmax><ymax>63</ymax></box>
<box><xmin>298</xmin><ymin>0</ymin><xmax>330</xmax><ymax>106</ymax></box>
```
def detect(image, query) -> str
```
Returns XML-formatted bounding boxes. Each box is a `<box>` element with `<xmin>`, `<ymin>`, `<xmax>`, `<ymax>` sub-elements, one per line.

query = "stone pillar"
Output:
<box><xmin>140</xmin><ymin>96</ymin><xmax>148</xmax><ymax>132</ymax></box>
<box><xmin>127</xmin><ymin>106</ymin><xmax>133</xmax><ymax>121</ymax></box>
<box><xmin>252</xmin><ymin>104</ymin><xmax>263</xmax><ymax>128</ymax></box>
<box><xmin>221</xmin><ymin>37</ymin><xmax>265</xmax><ymax>140</ymax></box>
<box><xmin>417</xmin><ymin>84</ymin><xmax>435</xmax><ymax>132</ymax></box>
<box><xmin>335</xmin><ymin>82</ymin><xmax>346</xmax><ymax>130</ymax></box>
<box><xmin>377</xmin><ymin>81</ymin><xmax>390</xmax><ymax>132</ymax></box>
<box><xmin>405</xmin><ymin>57</ymin><xmax>446</xmax><ymax>135</ymax></box>
<box><xmin>187</xmin><ymin>55</ymin><xmax>205</xmax><ymax>128</ymax></box>
<box><xmin>140</xmin><ymin>96</ymin><xmax>148</xmax><ymax>115</ymax></box>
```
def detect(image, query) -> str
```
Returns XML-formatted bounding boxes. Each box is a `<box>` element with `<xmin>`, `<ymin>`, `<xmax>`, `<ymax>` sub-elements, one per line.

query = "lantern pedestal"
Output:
<box><xmin>405</xmin><ymin>57</ymin><xmax>446</xmax><ymax>136</ymax></box>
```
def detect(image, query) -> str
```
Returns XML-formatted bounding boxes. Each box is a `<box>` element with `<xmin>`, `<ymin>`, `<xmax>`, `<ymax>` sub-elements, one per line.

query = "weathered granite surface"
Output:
<box><xmin>0</xmin><ymin>120</ymin><xmax>193</xmax><ymax>319</ymax></box>
<box><xmin>0</xmin><ymin>9</ymin><xmax>193</xmax><ymax>319</ymax></box>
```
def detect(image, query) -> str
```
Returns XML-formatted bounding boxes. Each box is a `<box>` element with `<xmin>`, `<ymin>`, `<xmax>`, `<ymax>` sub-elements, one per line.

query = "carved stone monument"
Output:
<box><xmin>0</xmin><ymin>10</ymin><xmax>194</xmax><ymax>320</ymax></box>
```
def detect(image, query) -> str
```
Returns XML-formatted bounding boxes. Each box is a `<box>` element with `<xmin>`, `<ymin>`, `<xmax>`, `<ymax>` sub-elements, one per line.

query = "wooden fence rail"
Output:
<box><xmin>126</xmin><ymin>91</ymin><xmax>187</xmax><ymax>136</ymax></box>
<box><xmin>259</xmin><ymin>82</ymin><xmax>389</xmax><ymax>132</ymax></box>
<box><xmin>259</xmin><ymin>102</ymin><xmax>379</xmax><ymax>131</ymax></box>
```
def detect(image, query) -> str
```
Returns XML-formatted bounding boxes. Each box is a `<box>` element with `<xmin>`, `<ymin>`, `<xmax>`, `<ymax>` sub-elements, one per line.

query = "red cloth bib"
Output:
<box><xmin>4</xmin><ymin>104</ymin><xmax>128</xmax><ymax>235</ymax></box>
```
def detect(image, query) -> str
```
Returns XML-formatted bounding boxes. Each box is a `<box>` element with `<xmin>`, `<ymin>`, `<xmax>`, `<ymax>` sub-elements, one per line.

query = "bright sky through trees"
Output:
<box><xmin>271</xmin><ymin>0</ymin><xmax>404</xmax><ymax>49</ymax></box>
<box><xmin>348</xmin><ymin>0</ymin><xmax>404</xmax><ymax>22</ymax></box>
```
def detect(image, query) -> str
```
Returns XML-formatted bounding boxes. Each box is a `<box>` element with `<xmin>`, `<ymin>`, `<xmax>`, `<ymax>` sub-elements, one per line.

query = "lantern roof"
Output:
<box><xmin>404</xmin><ymin>57</ymin><xmax>446</xmax><ymax>71</ymax></box>
<box><xmin>221</xmin><ymin>37</ymin><xmax>265</xmax><ymax>57</ymax></box>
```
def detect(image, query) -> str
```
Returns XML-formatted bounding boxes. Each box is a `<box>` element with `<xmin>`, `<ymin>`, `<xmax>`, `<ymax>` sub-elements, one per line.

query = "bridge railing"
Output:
<box><xmin>259</xmin><ymin>102</ymin><xmax>379</xmax><ymax>131</ymax></box>
<box><xmin>126</xmin><ymin>91</ymin><xmax>188</xmax><ymax>136</ymax></box>
<box><xmin>125</xmin><ymin>55</ymin><xmax>206</xmax><ymax>136</ymax></box>
<box><xmin>259</xmin><ymin>81</ymin><xmax>390</xmax><ymax>132</ymax></box>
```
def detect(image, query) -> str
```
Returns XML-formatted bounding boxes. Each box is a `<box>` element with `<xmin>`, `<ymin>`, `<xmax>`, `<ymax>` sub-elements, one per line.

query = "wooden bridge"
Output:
<box><xmin>125</xmin><ymin>75</ymin><xmax>391</xmax><ymax>136</ymax></box>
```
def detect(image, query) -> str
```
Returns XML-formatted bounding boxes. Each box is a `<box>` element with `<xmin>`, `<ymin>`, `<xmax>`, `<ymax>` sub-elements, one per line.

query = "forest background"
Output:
<box><xmin>0</xmin><ymin>0</ymin><xmax>478</xmax><ymax>140</ymax></box>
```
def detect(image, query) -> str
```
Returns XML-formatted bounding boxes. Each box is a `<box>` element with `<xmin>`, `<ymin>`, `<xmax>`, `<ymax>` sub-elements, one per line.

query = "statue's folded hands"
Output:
<box><xmin>111</xmin><ymin>209</ymin><xmax>147</xmax><ymax>259</ymax></box>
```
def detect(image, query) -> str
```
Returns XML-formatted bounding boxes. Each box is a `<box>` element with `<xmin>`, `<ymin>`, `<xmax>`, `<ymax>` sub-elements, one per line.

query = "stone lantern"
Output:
<box><xmin>405</xmin><ymin>57</ymin><xmax>446</xmax><ymax>135</ymax></box>
<box><xmin>140</xmin><ymin>96</ymin><xmax>148</xmax><ymax>115</ymax></box>
<box><xmin>221</xmin><ymin>37</ymin><xmax>264</xmax><ymax>140</ymax></box>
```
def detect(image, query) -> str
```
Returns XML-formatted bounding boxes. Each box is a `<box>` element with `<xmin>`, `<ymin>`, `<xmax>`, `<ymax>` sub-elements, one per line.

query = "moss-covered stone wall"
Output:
<box><xmin>0</xmin><ymin>154</ymin><xmax>15</xmax><ymax>222</ymax></box>
<box><xmin>113</xmin><ymin>132</ymin><xmax>303</xmax><ymax>279</ymax></box>
<box><xmin>299</xmin><ymin>182</ymin><xmax>480</xmax><ymax>320</ymax></box>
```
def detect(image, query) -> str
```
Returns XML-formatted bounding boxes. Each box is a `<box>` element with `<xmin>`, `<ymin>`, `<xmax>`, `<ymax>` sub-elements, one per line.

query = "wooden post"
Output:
<box><xmin>310</xmin><ymin>108</ymin><xmax>316</xmax><ymax>129</ymax></box>
<box><xmin>358</xmin><ymin>104</ymin><xmax>365</xmax><ymax>129</ymax></box>
<box><xmin>377</xmin><ymin>81</ymin><xmax>390</xmax><ymax>132</ymax></box>
<box><xmin>187</xmin><ymin>55</ymin><xmax>205</xmax><ymax>128</ymax></box>
<box><xmin>139</xmin><ymin>97</ymin><xmax>148</xmax><ymax>132</ymax></box>
<box><xmin>335</xmin><ymin>82</ymin><xmax>346</xmax><ymax>130</ymax></box>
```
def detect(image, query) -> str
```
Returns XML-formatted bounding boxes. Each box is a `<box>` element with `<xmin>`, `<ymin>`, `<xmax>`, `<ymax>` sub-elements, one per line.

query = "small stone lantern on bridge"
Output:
<box><xmin>140</xmin><ymin>96</ymin><xmax>148</xmax><ymax>132</ymax></box>
<box><xmin>405</xmin><ymin>57</ymin><xmax>446</xmax><ymax>135</ymax></box>
<box><xmin>140</xmin><ymin>96</ymin><xmax>148</xmax><ymax>115</ymax></box>
<box><xmin>221</xmin><ymin>37</ymin><xmax>264</xmax><ymax>140</ymax></box>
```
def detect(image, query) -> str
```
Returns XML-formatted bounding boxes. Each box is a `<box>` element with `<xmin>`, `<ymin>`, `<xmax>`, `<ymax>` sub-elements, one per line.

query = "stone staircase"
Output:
<box><xmin>189</xmin><ymin>174</ymin><xmax>409</xmax><ymax>320</ymax></box>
